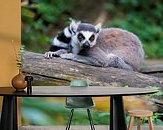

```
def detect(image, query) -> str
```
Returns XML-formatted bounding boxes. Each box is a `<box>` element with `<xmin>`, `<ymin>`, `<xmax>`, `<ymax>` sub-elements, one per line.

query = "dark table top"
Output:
<box><xmin>0</xmin><ymin>86</ymin><xmax>158</xmax><ymax>97</ymax></box>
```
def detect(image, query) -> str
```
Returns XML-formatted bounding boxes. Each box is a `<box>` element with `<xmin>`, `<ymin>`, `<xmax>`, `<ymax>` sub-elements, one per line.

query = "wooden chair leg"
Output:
<box><xmin>148</xmin><ymin>116</ymin><xmax>154</xmax><ymax>130</ymax></box>
<box><xmin>128</xmin><ymin>116</ymin><xmax>134</xmax><ymax>130</ymax></box>
<box><xmin>137</xmin><ymin>117</ymin><xmax>141</xmax><ymax>130</ymax></box>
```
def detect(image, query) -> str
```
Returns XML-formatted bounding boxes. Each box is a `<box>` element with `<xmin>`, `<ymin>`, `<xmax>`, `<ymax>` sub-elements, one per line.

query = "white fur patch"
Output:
<box><xmin>69</xmin><ymin>19</ymin><xmax>81</xmax><ymax>33</ymax></box>
<box><xmin>81</xmin><ymin>31</ymin><xmax>94</xmax><ymax>40</ymax></box>
<box><xmin>64</xmin><ymin>27</ymin><xmax>72</xmax><ymax>37</ymax></box>
<box><xmin>71</xmin><ymin>36</ymin><xmax>81</xmax><ymax>54</ymax></box>
<box><xmin>53</xmin><ymin>37</ymin><xmax>68</xmax><ymax>48</ymax></box>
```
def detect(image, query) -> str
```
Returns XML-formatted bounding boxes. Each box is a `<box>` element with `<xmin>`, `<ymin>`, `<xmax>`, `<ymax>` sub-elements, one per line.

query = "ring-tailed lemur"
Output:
<box><xmin>44</xmin><ymin>19</ymin><xmax>144</xmax><ymax>71</ymax></box>
<box><xmin>44</xmin><ymin>19</ymin><xmax>81</xmax><ymax>58</ymax></box>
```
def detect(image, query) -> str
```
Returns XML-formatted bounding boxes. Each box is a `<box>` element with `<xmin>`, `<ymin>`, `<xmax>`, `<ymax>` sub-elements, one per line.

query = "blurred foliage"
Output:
<box><xmin>143</xmin><ymin>86</ymin><xmax>163</xmax><ymax>113</ymax></box>
<box><xmin>21</xmin><ymin>0</ymin><xmax>73</xmax><ymax>53</ymax></box>
<box><xmin>104</xmin><ymin>0</ymin><xmax>163</xmax><ymax>58</ymax></box>
<box><xmin>22</xmin><ymin>97</ymin><xmax>110</xmax><ymax>125</ymax></box>
<box><xmin>22</xmin><ymin>97</ymin><xmax>163</xmax><ymax>125</ymax></box>
<box><xmin>21</xmin><ymin>0</ymin><xmax>163</xmax><ymax>58</ymax></box>
<box><xmin>144</xmin><ymin>86</ymin><xmax>163</xmax><ymax>101</ymax></box>
<box><xmin>142</xmin><ymin>86</ymin><xmax>163</xmax><ymax>124</ymax></box>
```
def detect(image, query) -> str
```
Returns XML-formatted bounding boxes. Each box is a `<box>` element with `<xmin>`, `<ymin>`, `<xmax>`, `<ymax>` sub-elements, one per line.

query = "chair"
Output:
<box><xmin>65</xmin><ymin>79</ymin><xmax>95</xmax><ymax>130</ymax></box>
<box><xmin>128</xmin><ymin>109</ymin><xmax>154</xmax><ymax>130</ymax></box>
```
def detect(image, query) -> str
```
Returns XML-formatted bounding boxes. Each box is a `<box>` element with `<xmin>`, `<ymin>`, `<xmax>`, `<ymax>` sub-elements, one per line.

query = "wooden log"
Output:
<box><xmin>140</xmin><ymin>65</ymin><xmax>163</xmax><ymax>78</ymax></box>
<box><xmin>22</xmin><ymin>51</ymin><xmax>163</xmax><ymax>89</ymax></box>
<box><xmin>141</xmin><ymin>65</ymin><xmax>163</xmax><ymax>73</ymax></box>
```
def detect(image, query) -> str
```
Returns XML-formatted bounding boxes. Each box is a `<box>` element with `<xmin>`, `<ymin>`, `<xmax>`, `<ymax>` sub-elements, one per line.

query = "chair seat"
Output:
<box><xmin>128</xmin><ymin>110</ymin><xmax>154</xmax><ymax>130</ymax></box>
<box><xmin>128</xmin><ymin>110</ymin><xmax>153</xmax><ymax>117</ymax></box>
<box><xmin>66</xmin><ymin>97</ymin><xmax>94</xmax><ymax>108</ymax></box>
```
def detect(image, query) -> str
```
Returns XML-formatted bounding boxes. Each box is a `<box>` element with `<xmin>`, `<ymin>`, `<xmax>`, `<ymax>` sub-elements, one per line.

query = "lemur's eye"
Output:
<box><xmin>89</xmin><ymin>34</ymin><xmax>95</xmax><ymax>42</ymax></box>
<box><xmin>77</xmin><ymin>33</ymin><xmax>85</xmax><ymax>41</ymax></box>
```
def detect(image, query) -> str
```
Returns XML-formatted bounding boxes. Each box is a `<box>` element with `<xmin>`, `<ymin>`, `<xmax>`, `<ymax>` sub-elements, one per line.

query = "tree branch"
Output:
<box><xmin>22</xmin><ymin>51</ymin><xmax>163</xmax><ymax>89</ymax></box>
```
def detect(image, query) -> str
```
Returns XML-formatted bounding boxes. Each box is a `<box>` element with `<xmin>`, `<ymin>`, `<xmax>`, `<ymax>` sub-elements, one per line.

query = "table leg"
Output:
<box><xmin>110</xmin><ymin>96</ymin><xmax>127</xmax><ymax>130</ymax></box>
<box><xmin>0</xmin><ymin>96</ymin><xmax>18</xmax><ymax>130</ymax></box>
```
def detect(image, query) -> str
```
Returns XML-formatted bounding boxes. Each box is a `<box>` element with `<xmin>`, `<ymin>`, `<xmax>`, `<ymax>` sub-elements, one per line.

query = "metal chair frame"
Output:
<box><xmin>66</xmin><ymin>108</ymin><xmax>95</xmax><ymax>130</ymax></box>
<box><xmin>65</xmin><ymin>79</ymin><xmax>95</xmax><ymax>130</ymax></box>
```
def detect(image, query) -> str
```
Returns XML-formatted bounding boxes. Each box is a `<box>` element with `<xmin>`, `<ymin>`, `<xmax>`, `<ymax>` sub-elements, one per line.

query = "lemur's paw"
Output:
<box><xmin>44</xmin><ymin>51</ymin><xmax>57</xmax><ymax>59</ymax></box>
<box><xmin>60</xmin><ymin>53</ymin><xmax>75</xmax><ymax>60</ymax></box>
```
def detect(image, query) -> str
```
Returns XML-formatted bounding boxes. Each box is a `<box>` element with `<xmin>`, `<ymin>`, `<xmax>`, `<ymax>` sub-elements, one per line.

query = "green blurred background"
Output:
<box><xmin>21</xmin><ymin>0</ymin><xmax>163</xmax><ymax>126</ymax></box>
<box><xmin>22</xmin><ymin>0</ymin><xmax>163</xmax><ymax>59</ymax></box>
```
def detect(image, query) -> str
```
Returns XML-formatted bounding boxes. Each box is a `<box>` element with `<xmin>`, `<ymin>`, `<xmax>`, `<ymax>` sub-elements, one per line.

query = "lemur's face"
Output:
<box><xmin>76</xmin><ymin>31</ymin><xmax>97</xmax><ymax>49</ymax></box>
<box><xmin>71</xmin><ymin>21</ymin><xmax>101</xmax><ymax>50</ymax></box>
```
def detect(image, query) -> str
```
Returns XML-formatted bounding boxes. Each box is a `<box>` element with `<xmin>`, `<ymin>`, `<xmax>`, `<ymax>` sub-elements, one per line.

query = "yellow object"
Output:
<box><xmin>93</xmin><ymin>96</ymin><xmax>153</xmax><ymax>112</ymax></box>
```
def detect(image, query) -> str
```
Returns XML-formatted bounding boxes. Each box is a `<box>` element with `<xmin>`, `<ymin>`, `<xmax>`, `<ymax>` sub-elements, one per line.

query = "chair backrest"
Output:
<box><xmin>66</xmin><ymin>79</ymin><xmax>94</xmax><ymax>108</ymax></box>
<box><xmin>70</xmin><ymin>79</ymin><xmax>89</xmax><ymax>87</ymax></box>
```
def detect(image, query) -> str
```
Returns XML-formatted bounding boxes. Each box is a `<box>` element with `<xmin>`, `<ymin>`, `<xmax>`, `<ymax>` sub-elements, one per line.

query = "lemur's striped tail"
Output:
<box><xmin>50</xmin><ymin>26</ymin><xmax>74</xmax><ymax>51</ymax></box>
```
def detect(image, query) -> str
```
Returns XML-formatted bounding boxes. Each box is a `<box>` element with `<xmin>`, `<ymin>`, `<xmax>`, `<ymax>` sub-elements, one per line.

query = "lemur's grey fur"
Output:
<box><xmin>45</xmin><ymin>20</ymin><xmax>144</xmax><ymax>71</ymax></box>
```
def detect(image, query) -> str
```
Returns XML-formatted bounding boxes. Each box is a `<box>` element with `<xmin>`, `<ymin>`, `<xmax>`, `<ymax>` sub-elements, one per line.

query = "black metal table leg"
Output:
<box><xmin>0</xmin><ymin>96</ymin><xmax>18</xmax><ymax>130</ymax></box>
<box><xmin>110</xmin><ymin>96</ymin><xmax>127</xmax><ymax>130</ymax></box>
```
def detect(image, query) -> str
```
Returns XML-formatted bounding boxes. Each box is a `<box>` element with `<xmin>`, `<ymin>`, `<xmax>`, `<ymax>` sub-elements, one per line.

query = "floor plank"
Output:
<box><xmin>19</xmin><ymin>125</ymin><xmax>163</xmax><ymax>130</ymax></box>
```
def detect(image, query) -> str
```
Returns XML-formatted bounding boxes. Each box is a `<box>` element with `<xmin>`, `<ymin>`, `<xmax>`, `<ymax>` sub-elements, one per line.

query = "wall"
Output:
<box><xmin>0</xmin><ymin>0</ymin><xmax>21</xmax><ymax>125</ymax></box>
<box><xmin>0</xmin><ymin>0</ymin><xmax>20</xmax><ymax>86</ymax></box>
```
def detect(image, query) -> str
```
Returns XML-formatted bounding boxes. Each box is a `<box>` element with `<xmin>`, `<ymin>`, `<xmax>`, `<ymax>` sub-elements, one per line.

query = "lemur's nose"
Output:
<box><xmin>83</xmin><ymin>42</ymin><xmax>90</xmax><ymax>49</ymax></box>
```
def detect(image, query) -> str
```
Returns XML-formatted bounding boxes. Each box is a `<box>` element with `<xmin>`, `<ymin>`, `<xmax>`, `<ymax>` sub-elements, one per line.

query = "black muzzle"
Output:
<box><xmin>83</xmin><ymin>42</ymin><xmax>90</xmax><ymax>49</ymax></box>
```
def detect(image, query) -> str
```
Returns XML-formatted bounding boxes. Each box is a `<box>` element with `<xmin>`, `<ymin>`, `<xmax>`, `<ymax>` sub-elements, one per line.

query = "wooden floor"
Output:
<box><xmin>19</xmin><ymin>125</ymin><xmax>163</xmax><ymax>130</ymax></box>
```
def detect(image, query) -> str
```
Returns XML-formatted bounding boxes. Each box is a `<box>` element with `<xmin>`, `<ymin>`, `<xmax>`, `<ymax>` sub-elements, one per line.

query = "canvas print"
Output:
<box><xmin>21</xmin><ymin>0</ymin><xmax>163</xmax><ymax>127</ymax></box>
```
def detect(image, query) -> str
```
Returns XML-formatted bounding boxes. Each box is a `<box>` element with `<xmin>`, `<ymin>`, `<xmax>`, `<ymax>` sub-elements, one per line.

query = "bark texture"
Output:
<box><xmin>22</xmin><ymin>51</ymin><xmax>163</xmax><ymax>89</ymax></box>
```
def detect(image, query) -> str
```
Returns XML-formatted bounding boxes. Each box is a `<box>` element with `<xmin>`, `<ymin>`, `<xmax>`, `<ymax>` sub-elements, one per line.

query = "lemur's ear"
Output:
<box><xmin>69</xmin><ymin>18</ymin><xmax>81</xmax><ymax>34</ymax></box>
<box><xmin>95</xmin><ymin>23</ymin><xmax>102</xmax><ymax>33</ymax></box>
